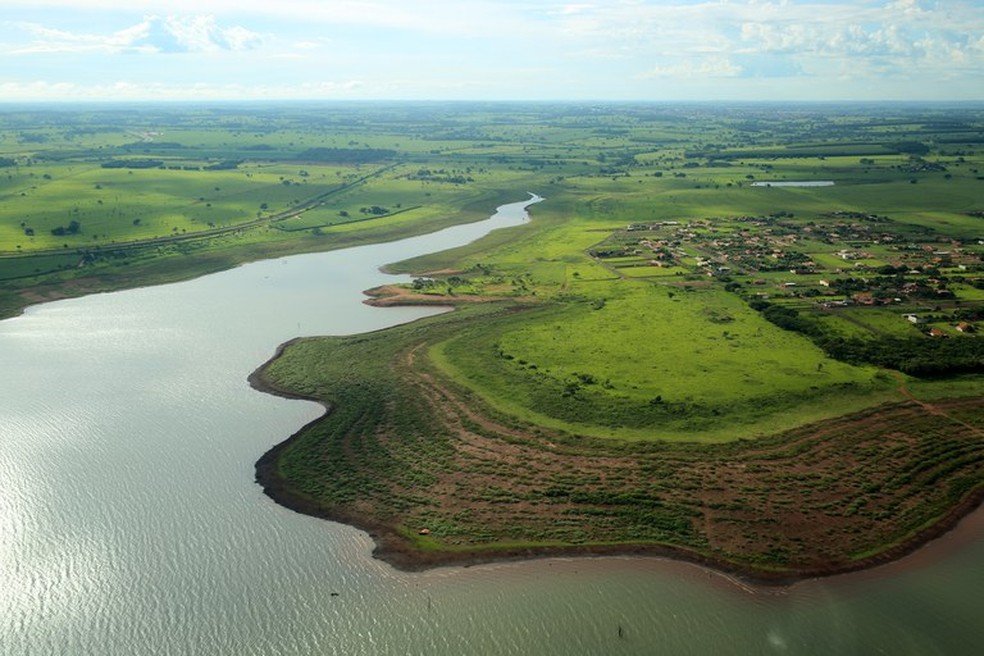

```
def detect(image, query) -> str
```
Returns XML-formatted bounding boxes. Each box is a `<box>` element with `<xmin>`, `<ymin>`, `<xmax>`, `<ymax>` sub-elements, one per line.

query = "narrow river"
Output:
<box><xmin>1</xmin><ymin>196</ymin><xmax>981</xmax><ymax>655</ymax></box>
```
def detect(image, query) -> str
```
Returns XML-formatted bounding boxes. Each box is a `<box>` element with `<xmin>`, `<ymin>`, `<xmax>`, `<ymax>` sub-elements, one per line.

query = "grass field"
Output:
<box><xmin>431</xmin><ymin>285</ymin><xmax>895</xmax><ymax>441</ymax></box>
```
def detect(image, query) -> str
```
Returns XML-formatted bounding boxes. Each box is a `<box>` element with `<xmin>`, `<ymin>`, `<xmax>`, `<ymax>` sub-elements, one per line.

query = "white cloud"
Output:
<box><xmin>556</xmin><ymin>4</ymin><xmax>595</xmax><ymax>15</ymax></box>
<box><xmin>7</xmin><ymin>21</ymin><xmax>149</xmax><ymax>54</ymax></box>
<box><xmin>0</xmin><ymin>79</ymin><xmax>364</xmax><ymax>100</ymax></box>
<box><xmin>641</xmin><ymin>58</ymin><xmax>743</xmax><ymax>78</ymax></box>
<box><xmin>1</xmin><ymin>1</ymin><xmax>523</xmax><ymax>37</ymax></box>
<box><xmin>6</xmin><ymin>15</ymin><xmax>261</xmax><ymax>55</ymax></box>
<box><xmin>1</xmin><ymin>1</ymin><xmax>981</xmax><ymax>100</ymax></box>
<box><xmin>156</xmin><ymin>15</ymin><xmax>261</xmax><ymax>52</ymax></box>
<box><xmin>7</xmin><ymin>2</ymin><xmax>983</xmax><ymax>64</ymax></box>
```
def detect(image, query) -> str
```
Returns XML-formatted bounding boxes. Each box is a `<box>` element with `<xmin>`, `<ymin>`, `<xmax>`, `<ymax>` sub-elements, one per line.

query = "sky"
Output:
<box><xmin>0</xmin><ymin>0</ymin><xmax>981</xmax><ymax>102</ymax></box>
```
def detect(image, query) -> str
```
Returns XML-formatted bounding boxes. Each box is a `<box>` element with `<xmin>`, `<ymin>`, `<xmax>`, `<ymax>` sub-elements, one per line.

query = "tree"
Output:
<box><xmin>51</xmin><ymin>220</ymin><xmax>81</xmax><ymax>236</ymax></box>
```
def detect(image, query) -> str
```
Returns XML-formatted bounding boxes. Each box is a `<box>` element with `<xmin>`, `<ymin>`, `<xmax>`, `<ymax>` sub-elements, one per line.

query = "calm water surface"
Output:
<box><xmin>751</xmin><ymin>181</ymin><xmax>835</xmax><ymax>187</ymax></box>
<box><xmin>1</xmin><ymin>195</ymin><xmax>981</xmax><ymax>655</ymax></box>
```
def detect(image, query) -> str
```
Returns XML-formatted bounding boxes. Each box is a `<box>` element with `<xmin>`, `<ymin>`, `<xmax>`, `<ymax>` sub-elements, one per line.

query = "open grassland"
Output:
<box><xmin>431</xmin><ymin>286</ymin><xmax>895</xmax><ymax>441</ymax></box>
<box><xmin>254</xmin><ymin>306</ymin><xmax>983</xmax><ymax>580</ymax></box>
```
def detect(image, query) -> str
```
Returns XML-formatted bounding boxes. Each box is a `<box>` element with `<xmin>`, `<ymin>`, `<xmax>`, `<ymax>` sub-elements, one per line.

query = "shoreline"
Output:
<box><xmin>249</xmin><ymin>340</ymin><xmax>984</xmax><ymax>588</ymax></box>
<box><xmin>362</xmin><ymin>284</ymin><xmax>535</xmax><ymax>307</ymax></box>
<box><xmin>0</xmin><ymin>189</ymin><xmax>521</xmax><ymax>322</ymax></box>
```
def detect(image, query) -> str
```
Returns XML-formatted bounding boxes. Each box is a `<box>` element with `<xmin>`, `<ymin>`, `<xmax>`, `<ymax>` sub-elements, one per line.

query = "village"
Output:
<box><xmin>596</xmin><ymin>212</ymin><xmax>984</xmax><ymax>339</ymax></box>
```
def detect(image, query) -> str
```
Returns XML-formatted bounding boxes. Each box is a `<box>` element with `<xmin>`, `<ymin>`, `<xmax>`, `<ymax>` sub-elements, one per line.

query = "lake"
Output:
<box><xmin>1</xmin><ymin>195</ymin><xmax>981</xmax><ymax>655</ymax></box>
<box><xmin>751</xmin><ymin>181</ymin><xmax>835</xmax><ymax>187</ymax></box>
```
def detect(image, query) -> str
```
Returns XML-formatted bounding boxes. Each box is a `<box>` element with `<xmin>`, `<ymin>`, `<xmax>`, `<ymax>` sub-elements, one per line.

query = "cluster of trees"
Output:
<box><xmin>101</xmin><ymin>159</ymin><xmax>163</xmax><ymax>169</ymax></box>
<box><xmin>893</xmin><ymin>141</ymin><xmax>931</xmax><ymax>156</ymax></box>
<box><xmin>120</xmin><ymin>141</ymin><xmax>184</xmax><ymax>150</ymax></box>
<box><xmin>954</xmin><ymin>307</ymin><xmax>984</xmax><ymax>322</ymax></box>
<box><xmin>297</xmin><ymin>147</ymin><xmax>396</xmax><ymax>164</ymax></box>
<box><xmin>823</xmin><ymin>337</ymin><xmax>983</xmax><ymax>377</ymax></box>
<box><xmin>761</xmin><ymin>250</ymin><xmax>811</xmax><ymax>271</ymax></box>
<box><xmin>588</xmin><ymin>247</ymin><xmax>631</xmax><ymax>258</ymax></box>
<box><xmin>203</xmin><ymin>160</ymin><xmax>240</xmax><ymax>171</ymax></box>
<box><xmin>750</xmin><ymin>300</ymin><xmax>983</xmax><ymax>377</ymax></box>
<box><xmin>408</xmin><ymin>168</ymin><xmax>473</xmax><ymax>184</ymax></box>
<box><xmin>51</xmin><ymin>220</ymin><xmax>81</xmax><ymax>236</ymax></box>
<box><xmin>752</xmin><ymin>302</ymin><xmax>821</xmax><ymax>337</ymax></box>
<box><xmin>825</xmin><ymin>274</ymin><xmax>952</xmax><ymax>300</ymax></box>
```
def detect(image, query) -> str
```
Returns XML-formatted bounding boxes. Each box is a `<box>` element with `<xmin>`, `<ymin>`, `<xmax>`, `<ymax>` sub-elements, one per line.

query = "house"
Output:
<box><xmin>904</xmin><ymin>314</ymin><xmax>925</xmax><ymax>324</ymax></box>
<box><xmin>956</xmin><ymin>322</ymin><xmax>975</xmax><ymax>333</ymax></box>
<box><xmin>928</xmin><ymin>327</ymin><xmax>946</xmax><ymax>338</ymax></box>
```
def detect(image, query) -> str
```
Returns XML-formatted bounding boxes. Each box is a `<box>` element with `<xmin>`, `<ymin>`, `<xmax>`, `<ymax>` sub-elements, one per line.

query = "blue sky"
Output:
<box><xmin>0</xmin><ymin>0</ymin><xmax>981</xmax><ymax>101</ymax></box>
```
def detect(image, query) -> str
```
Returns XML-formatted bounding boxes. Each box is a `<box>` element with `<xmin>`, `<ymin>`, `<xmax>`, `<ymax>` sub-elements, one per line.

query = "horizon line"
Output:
<box><xmin>2</xmin><ymin>98</ymin><xmax>983</xmax><ymax>106</ymax></box>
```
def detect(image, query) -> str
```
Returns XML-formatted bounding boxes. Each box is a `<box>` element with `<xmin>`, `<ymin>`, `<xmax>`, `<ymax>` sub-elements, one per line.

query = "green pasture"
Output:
<box><xmin>0</xmin><ymin>162</ymin><xmax>348</xmax><ymax>251</ymax></box>
<box><xmin>832</xmin><ymin>308</ymin><xmax>924</xmax><ymax>338</ymax></box>
<box><xmin>618</xmin><ymin>265</ymin><xmax>689</xmax><ymax>278</ymax></box>
<box><xmin>430</xmin><ymin>282</ymin><xmax>898</xmax><ymax>442</ymax></box>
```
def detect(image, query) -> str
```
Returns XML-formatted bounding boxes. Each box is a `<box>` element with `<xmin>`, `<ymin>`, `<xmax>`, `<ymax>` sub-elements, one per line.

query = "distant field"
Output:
<box><xmin>0</xmin><ymin>163</ymin><xmax>350</xmax><ymax>251</ymax></box>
